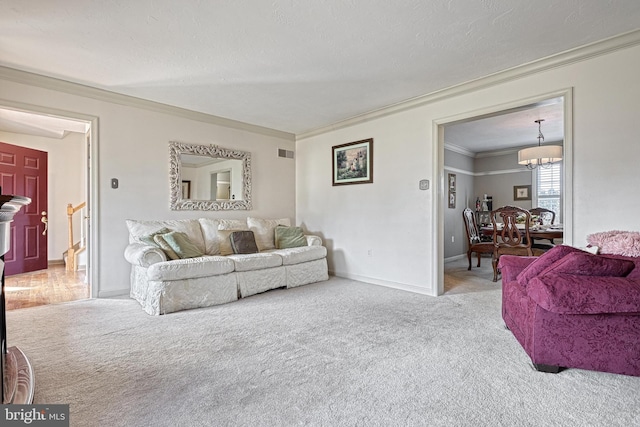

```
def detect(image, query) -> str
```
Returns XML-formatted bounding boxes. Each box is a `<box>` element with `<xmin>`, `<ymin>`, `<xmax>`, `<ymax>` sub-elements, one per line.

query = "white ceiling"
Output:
<box><xmin>1</xmin><ymin>1</ymin><xmax>639</xmax><ymax>137</ymax></box>
<box><xmin>444</xmin><ymin>97</ymin><xmax>564</xmax><ymax>154</ymax></box>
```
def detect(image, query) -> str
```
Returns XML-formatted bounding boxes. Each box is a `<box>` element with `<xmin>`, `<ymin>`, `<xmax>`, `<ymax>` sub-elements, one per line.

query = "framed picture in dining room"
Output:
<box><xmin>448</xmin><ymin>173</ymin><xmax>456</xmax><ymax>208</ymax></box>
<box><xmin>332</xmin><ymin>138</ymin><xmax>373</xmax><ymax>186</ymax></box>
<box><xmin>513</xmin><ymin>185</ymin><xmax>531</xmax><ymax>201</ymax></box>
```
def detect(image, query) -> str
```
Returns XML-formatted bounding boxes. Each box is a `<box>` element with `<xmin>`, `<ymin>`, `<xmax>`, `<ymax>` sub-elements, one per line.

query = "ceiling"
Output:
<box><xmin>444</xmin><ymin>97</ymin><xmax>564</xmax><ymax>154</ymax></box>
<box><xmin>1</xmin><ymin>1</ymin><xmax>639</xmax><ymax>137</ymax></box>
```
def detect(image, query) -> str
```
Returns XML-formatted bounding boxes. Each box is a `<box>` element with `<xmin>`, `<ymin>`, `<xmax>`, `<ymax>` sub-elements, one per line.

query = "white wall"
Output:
<box><xmin>296</xmin><ymin>42</ymin><xmax>640</xmax><ymax>295</ymax></box>
<box><xmin>0</xmin><ymin>77</ymin><xmax>296</xmax><ymax>297</ymax></box>
<box><xmin>0</xmin><ymin>130</ymin><xmax>85</xmax><ymax>262</ymax></box>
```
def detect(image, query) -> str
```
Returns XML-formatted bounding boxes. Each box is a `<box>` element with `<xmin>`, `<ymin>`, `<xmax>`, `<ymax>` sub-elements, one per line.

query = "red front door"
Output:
<box><xmin>0</xmin><ymin>142</ymin><xmax>48</xmax><ymax>275</ymax></box>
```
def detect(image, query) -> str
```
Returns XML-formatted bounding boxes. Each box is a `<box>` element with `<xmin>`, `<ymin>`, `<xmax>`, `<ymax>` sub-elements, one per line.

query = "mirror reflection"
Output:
<box><xmin>169</xmin><ymin>141</ymin><xmax>252</xmax><ymax>211</ymax></box>
<box><xmin>180</xmin><ymin>154</ymin><xmax>244</xmax><ymax>201</ymax></box>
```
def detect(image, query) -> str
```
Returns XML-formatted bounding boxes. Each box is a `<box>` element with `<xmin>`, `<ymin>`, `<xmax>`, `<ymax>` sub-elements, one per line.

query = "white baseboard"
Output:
<box><xmin>444</xmin><ymin>254</ymin><xmax>466</xmax><ymax>263</ymax></box>
<box><xmin>329</xmin><ymin>271</ymin><xmax>435</xmax><ymax>296</ymax></box>
<box><xmin>98</xmin><ymin>289</ymin><xmax>130</xmax><ymax>298</ymax></box>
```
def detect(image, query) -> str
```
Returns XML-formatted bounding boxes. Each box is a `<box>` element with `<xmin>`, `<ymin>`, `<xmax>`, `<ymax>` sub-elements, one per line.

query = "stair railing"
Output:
<box><xmin>66</xmin><ymin>201</ymin><xmax>86</xmax><ymax>271</ymax></box>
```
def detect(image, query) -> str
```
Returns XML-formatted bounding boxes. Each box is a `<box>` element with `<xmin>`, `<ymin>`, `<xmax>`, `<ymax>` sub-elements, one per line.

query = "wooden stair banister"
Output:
<box><xmin>66</xmin><ymin>201</ymin><xmax>86</xmax><ymax>271</ymax></box>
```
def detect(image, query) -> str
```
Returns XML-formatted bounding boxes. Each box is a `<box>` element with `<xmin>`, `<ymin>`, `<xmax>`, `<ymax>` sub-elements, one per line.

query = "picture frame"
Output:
<box><xmin>448</xmin><ymin>192</ymin><xmax>456</xmax><ymax>209</ymax></box>
<box><xmin>181</xmin><ymin>180</ymin><xmax>191</xmax><ymax>199</ymax></box>
<box><xmin>448</xmin><ymin>173</ymin><xmax>456</xmax><ymax>208</ymax></box>
<box><xmin>332</xmin><ymin>138</ymin><xmax>373</xmax><ymax>186</ymax></box>
<box><xmin>513</xmin><ymin>185</ymin><xmax>531</xmax><ymax>201</ymax></box>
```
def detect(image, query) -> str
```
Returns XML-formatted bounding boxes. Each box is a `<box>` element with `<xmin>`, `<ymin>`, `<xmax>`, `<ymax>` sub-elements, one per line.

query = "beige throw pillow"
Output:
<box><xmin>217</xmin><ymin>219</ymin><xmax>249</xmax><ymax>255</ymax></box>
<box><xmin>247</xmin><ymin>217</ymin><xmax>291</xmax><ymax>251</ymax></box>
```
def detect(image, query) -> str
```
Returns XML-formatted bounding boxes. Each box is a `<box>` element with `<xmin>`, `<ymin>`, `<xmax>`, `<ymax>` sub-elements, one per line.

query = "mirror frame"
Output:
<box><xmin>169</xmin><ymin>141</ymin><xmax>252</xmax><ymax>210</ymax></box>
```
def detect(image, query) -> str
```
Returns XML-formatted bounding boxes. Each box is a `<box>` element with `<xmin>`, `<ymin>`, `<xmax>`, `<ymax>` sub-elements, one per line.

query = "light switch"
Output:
<box><xmin>419</xmin><ymin>179</ymin><xmax>429</xmax><ymax>190</ymax></box>
<box><xmin>111</xmin><ymin>178</ymin><xmax>119</xmax><ymax>189</ymax></box>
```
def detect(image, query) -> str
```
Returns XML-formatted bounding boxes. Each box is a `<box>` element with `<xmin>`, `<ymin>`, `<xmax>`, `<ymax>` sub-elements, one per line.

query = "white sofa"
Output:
<box><xmin>124</xmin><ymin>217</ymin><xmax>328</xmax><ymax>315</ymax></box>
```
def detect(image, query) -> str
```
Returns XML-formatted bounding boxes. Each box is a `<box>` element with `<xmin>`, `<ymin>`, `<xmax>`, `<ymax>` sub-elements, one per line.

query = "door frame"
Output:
<box><xmin>0</xmin><ymin>99</ymin><xmax>99</xmax><ymax>298</ymax></box>
<box><xmin>432</xmin><ymin>88</ymin><xmax>574</xmax><ymax>295</ymax></box>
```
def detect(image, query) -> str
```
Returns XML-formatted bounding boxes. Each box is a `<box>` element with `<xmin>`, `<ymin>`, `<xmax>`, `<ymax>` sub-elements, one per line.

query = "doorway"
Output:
<box><xmin>0</xmin><ymin>104</ymin><xmax>98</xmax><ymax>308</ymax></box>
<box><xmin>434</xmin><ymin>89</ymin><xmax>574</xmax><ymax>295</ymax></box>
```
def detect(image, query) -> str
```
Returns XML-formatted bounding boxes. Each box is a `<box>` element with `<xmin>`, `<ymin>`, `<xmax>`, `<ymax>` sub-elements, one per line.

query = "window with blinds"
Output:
<box><xmin>535</xmin><ymin>163</ymin><xmax>562</xmax><ymax>219</ymax></box>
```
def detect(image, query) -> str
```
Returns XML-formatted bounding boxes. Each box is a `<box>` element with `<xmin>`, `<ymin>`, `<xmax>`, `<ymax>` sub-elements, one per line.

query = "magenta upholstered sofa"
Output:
<box><xmin>499</xmin><ymin>245</ymin><xmax>640</xmax><ymax>376</ymax></box>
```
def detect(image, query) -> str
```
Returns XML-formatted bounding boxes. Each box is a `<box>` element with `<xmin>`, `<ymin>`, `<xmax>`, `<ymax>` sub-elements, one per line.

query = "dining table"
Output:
<box><xmin>479</xmin><ymin>225</ymin><xmax>564</xmax><ymax>242</ymax></box>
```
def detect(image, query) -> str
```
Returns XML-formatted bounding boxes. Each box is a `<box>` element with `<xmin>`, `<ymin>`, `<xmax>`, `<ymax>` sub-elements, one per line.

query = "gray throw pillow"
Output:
<box><xmin>230</xmin><ymin>231</ymin><xmax>259</xmax><ymax>254</ymax></box>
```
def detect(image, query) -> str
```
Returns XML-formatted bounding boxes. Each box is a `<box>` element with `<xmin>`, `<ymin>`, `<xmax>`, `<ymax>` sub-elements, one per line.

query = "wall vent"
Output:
<box><xmin>278</xmin><ymin>149</ymin><xmax>294</xmax><ymax>159</ymax></box>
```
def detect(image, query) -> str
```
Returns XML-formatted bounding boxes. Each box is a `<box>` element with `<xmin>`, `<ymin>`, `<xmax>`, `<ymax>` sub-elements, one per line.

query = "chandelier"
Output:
<box><xmin>517</xmin><ymin>119</ymin><xmax>562</xmax><ymax>170</ymax></box>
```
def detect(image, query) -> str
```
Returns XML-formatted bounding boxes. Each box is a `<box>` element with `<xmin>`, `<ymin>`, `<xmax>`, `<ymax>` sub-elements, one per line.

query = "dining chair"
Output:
<box><xmin>490</xmin><ymin>205</ymin><xmax>546</xmax><ymax>282</ymax></box>
<box><xmin>530</xmin><ymin>207</ymin><xmax>556</xmax><ymax>225</ymax></box>
<box><xmin>462</xmin><ymin>208</ymin><xmax>494</xmax><ymax>270</ymax></box>
<box><xmin>530</xmin><ymin>207</ymin><xmax>557</xmax><ymax>245</ymax></box>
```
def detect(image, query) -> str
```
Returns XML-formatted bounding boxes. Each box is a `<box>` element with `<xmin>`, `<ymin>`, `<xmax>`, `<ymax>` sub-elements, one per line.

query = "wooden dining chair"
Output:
<box><xmin>530</xmin><ymin>207</ymin><xmax>557</xmax><ymax>245</ymax></box>
<box><xmin>490</xmin><ymin>206</ymin><xmax>546</xmax><ymax>282</ymax></box>
<box><xmin>530</xmin><ymin>207</ymin><xmax>556</xmax><ymax>225</ymax></box>
<box><xmin>462</xmin><ymin>208</ymin><xmax>494</xmax><ymax>270</ymax></box>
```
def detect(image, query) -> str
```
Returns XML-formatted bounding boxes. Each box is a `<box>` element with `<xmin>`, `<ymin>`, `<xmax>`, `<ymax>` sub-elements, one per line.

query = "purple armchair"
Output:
<box><xmin>499</xmin><ymin>245</ymin><xmax>640</xmax><ymax>376</ymax></box>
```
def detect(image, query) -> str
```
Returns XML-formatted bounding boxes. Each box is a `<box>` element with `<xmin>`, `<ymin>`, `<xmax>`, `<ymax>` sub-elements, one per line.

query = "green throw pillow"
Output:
<box><xmin>161</xmin><ymin>231</ymin><xmax>204</xmax><ymax>259</ymax></box>
<box><xmin>275</xmin><ymin>226</ymin><xmax>307</xmax><ymax>249</ymax></box>
<box><xmin>153</xmin><ymin>233</ymin><xmax>181</xmax><ymax>260</ymax></box>
<box><xmin>139</xmin><ymin>227</ymin><xmax>171</xmax><ymax>247</ymax></box>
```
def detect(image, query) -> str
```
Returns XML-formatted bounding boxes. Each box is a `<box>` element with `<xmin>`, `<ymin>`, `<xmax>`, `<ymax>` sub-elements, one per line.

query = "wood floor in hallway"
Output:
<box><xmin>4</xmin><ymin>265</ymin><xmax>89</xmax><ymax>310</ymax></box>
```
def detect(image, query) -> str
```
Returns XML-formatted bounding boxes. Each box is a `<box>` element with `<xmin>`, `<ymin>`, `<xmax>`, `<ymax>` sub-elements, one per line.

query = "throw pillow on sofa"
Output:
<box><xmin>230</xmin><ymin>230</ymin><xmax>259</xmax><ymax>254</ymax></box>
<box><xmin>156</xmin><ymin>231</ymin><xmax>204</xmax><ymax>259</ymax></box>
<box><xmin>247</xmin><ymin>217</ymin><xmax>291</xmax><ymax>251</ymax></box>
<box><xmin>275</xmin><ymin>226</ymin><xmax>307</xmax><ymax>249</ymax></box>
<box><xmin>153</xmin><ymin>233</ymin><xmax>181</xmax><ymax>260</ymax></box>
<box><xmin>140</xmin><ymin>227</ymin><xmax>171</xmax><ymax>247</ymax></box>
<box><xmin>516</xmin><ymin>245</ymin><xmax>587</xmax><ymax>287</ymax></box>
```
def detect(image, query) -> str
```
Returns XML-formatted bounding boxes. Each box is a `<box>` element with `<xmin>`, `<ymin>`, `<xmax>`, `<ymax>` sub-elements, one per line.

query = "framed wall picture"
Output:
<box><xmin>332</xmin><ymin>138</ymin><xmax>373</xmax><ymax>186</ymax></box>
<box><xmin>513</xmin><ymin>185</ymin><xmax>531</xmax><ymax>201</ymax></box>
<box><xmin>448</xmin><ymin>173</ymin><xmax>456</xmax><ymax>208</ymax></box>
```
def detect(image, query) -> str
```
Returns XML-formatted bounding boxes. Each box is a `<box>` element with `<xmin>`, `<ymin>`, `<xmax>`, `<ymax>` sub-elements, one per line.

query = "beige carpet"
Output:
<box><xmin>6</xmin><ymin>273</ymin><xmax>640</xmax><ymax>427</ymax></box>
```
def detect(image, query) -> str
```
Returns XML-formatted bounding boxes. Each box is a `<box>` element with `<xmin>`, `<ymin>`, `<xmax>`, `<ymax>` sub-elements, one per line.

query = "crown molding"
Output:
<box><xmin>474</xmin><ymin>148</ymin><xmax>520</xmax><ymax>159</ymax></box>
<box><xmin>0</xmin><ymin>66</ymin><xmax>295</xmax><ymax>141</ymax></box>
<box><xmin>444</xmin><ymin>143</ymin><xmax>475</xmax><ymax>157</ymax></box>
<box><xmin>444</xmin><ymin>165</ymin><xmax>527</xmax><ymax>177</ymax></box>
<box><xmin>297</xmin><ymin>29</ymin><xmax>640</xmax><ymax>140</ymax></box>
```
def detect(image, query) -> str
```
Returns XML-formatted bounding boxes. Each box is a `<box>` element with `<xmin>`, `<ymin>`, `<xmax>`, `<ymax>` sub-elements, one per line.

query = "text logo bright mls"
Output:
<box><xmin>2</xmin><ymin>405</ymin><xmax>69</xmax><ymax>426</ymax></box>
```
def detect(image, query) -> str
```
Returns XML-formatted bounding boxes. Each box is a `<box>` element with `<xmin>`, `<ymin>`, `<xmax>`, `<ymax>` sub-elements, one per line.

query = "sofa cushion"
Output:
<box><xmin>275</xmin><ymin>225</ymin><xmax>307</xmax><ymax>249</ymax></box>
<box><xmin>198</xmin><ymin>218</ymin><xmax>222</xmax><ymax>255</ymax></box>
<box><xmin>269</xmin><ymin>245</ymin><xmax>327</xmax><ymax>265</ymax></box>
<box><xmin>160</xmin><ymin>231</ymin><xmax>204</xmax><ymax>259</ymax></box>
<box><xmin>126</xmin><ymin>219</ymin><xmax>205</xmax><ymax>254</ymax></box>
<box><xmin>528</xmin><ymin>273</ymin><xmax>640</xmax><ymax>314</ymax></box>
<box><xmin>227</xmin><ymin>252</ymin><xmax>283</xmax><ymax>272</ymax></box>
<box><xmin>539</xmin><ymin>252</ymin><xmax>635</xmax><ymax>277</ymax></box>
<box><xmin>198</xmin><ymin>218</ymin><xmax>249</xmax><ymax>256</ymax></box>
<box><xmin>230</xmin><ymin>231</ymin><xmax>259</xmax><ymax>254</ymax></box>
<box><xmin>516</xmin><ymin>245</ymin><xmax>586</xmax><ymax>287</ymax></box>
<box><xmin>147</xmin><ymin>256</ymin><xmax>235</xmax><ymax>281</ymax></box>
<box><xmin>247</xmin><ymin>217</ymin><xmax>291</xmax><ymax>251</ymax></box>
